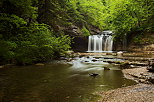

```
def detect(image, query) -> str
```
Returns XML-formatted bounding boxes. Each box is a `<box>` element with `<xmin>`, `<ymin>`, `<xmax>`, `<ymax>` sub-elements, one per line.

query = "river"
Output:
<box><xmin>0</xmin><ymin>55</ymin><xmax>136</xmax><ymax>102</ymax></box>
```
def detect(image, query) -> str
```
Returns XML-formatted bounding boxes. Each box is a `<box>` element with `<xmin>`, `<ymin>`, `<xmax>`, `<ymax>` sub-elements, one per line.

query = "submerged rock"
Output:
<box><xmin>89</xmin><ymin>73</ymin><xmax>99</xmax><ymax>77</ymax></box>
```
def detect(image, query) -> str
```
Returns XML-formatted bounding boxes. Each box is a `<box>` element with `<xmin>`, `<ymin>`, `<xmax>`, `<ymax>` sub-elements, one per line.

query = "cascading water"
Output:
<box><xmin>88</xmin><ymin>31</ymin><xmax>113</xmax><ymax>52</ymax></box>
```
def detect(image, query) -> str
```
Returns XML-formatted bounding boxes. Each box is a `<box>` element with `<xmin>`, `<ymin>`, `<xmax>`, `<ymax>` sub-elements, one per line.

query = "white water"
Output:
<box><xmin>88</xmin><ymin>31</ymin><xmax>113</xmax><ymax>52</ymax></box>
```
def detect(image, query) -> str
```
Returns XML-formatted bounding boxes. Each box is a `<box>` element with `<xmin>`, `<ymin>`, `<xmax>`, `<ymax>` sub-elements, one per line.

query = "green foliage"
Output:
<box><xmin>0</xmin><ymin>13</ymin><xmax>27</xmax><ymax>39</ymax></box>
<box><xmin>0</xmin><ymin>0</ymin><xmax>154</xmax><ymax>64</ymax></box>
<box><xmin>0</xmin><ymin>0</ymin><xmax>38</xmax><ymax>20</ymax></box>
<box><xmin>51</xmin><ymin>34</ymin><xmax>71</xmax><ymax>58</ymax></box>
<box><xmin>0</xmin><ymin>13</ymin><xmax>71</xmax><ymax>64</ymax></box>
<box><xmin>133</xmin><ymin>34</ymin><xmax>143</xmax><ymax>44</ymax></box>
<box><xmin>0</xmin><ymin>39</ymin><xmax>17</xmax><ymax>62</ymax></box>
<box><xmin>81</xmin><ymin>27</ymin><xmax>90</xmax><ymax>36</ymax></box>
<box><xmin>67</xmin><ymin>0</ymin><xmax>106</xmax><ymax>30</ymax></box>
<box><xmin>103</xmin><ymin>0</ymin><xmax>154</xmax><ymax>38</ymax></box>
<box><xmin>13</xmin><ymin>24</ymin><xmax>53</xmax><ymax>64</ymax></box>
<box><xmin>133</xmin><ymin>33</ymin><xmax>154</xmax><ymax>44</ymax></box>
<box><xmin>15</xmin><ymin>24</ymin><xmax>71</xmax><ymax>64</ymax></box>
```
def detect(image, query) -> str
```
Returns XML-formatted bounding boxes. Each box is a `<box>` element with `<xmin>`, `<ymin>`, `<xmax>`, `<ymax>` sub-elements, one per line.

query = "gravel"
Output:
<box><xmin>100</xmin><ymin>84</ymin><xmax>154</xmax><ymax>102</ymax></box>
<box><xmin>99</xmin><ymin>67</ymin><xmax>154</xmax><ymax>102</ymax></box>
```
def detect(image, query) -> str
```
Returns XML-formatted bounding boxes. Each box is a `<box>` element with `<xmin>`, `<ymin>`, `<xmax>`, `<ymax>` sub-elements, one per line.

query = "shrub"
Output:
<box><xmin>81</xmin><ymin>26</ymin><xmax>90</xmax><ymax>36</ymax></box>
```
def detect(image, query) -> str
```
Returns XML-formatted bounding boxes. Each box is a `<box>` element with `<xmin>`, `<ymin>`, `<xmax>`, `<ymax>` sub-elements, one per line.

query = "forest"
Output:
<box><xmin>0</xmin><ymin>0</ymin><xmax>154</xmax><ymax>64</ymax></box>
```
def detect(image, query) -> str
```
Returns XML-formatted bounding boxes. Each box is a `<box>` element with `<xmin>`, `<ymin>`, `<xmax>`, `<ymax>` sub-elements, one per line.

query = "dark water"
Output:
<box><xmin>0</xmin><ymin>56</ymin><xmax>136</xmax><ymax>102</ymax></box>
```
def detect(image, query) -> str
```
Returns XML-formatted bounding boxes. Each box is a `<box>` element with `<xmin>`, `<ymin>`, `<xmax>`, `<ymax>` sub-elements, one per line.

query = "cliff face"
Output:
<box><xmin>128</xmin><ymin>44</ymin><xmax>154</xmax><ymax>51</ymax></box>
<box><xmin>113</xmin><ymin>33</ymin><xmax>154</xmax><ymax>51</ymax></box>
<box><xmin>71</xmin><ymin>37</ymin><xmax>88</xmax><ymax>52</ymax></box>
<box><xmin>127</xmin><ymin>33</ymin><xmax>154</xmax><ymax>51</ymax></box>
<box><xmin>71</xmin><ymin>32</ymin><xmax>154</xmax><ymax>52</ymax></box>
<box><xmin>63</xmin><ymin>25</ymin><xmax>100</xmax><ymax>52</ymax></box>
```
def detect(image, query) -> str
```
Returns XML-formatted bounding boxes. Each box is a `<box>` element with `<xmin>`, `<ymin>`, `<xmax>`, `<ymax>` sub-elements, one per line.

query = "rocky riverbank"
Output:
<box><xmin>73</xmin><ymin>52</ymin><xmax>154</xmax><ymax>102</ymax></box>
<box><xmin>99</xmin><ymin>67</ymin><xmax>154</xmax><ymax>102</ymax></box>
<box><xmin>122</xmin><ymin>67</ymin><xmax>154</xmax><ymax>84</ymax></box>
<box><xmin>99</xmin><ymin>83</ymin><xmax>154</xmax><ymax>102</ymax></box>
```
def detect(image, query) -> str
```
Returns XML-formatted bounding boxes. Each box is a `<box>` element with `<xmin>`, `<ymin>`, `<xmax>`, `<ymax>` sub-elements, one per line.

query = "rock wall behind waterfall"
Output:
<box><xmin>113</xmin><ymin>33</ymin><xmax>154</xmax><ymax>51</ymax></box>
<box><xmin>71</xmin><ymin>37</ymin><xmax>88</xmax><ymax>52</ymax></box>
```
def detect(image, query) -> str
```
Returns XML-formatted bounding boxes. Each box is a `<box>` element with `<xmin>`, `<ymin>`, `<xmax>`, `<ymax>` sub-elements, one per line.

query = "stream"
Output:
<box><xmin>0</xmin><ymin>55</ymin><xmax>136</xmax><ymax>102</ymax></box>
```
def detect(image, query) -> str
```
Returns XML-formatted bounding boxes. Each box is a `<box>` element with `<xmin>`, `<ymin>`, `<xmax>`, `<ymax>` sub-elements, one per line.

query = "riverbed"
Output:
<box><xmin>0</xmin><ymin>55</ymin><xmax>136</xmax><ymax>102</ymax></box>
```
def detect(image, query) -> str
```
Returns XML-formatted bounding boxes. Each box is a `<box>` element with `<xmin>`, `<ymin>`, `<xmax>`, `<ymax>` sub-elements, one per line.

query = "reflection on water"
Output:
<box><xmin>0</xmin><ymin>56</ymin><xmax>136</xmax><ymax>102</ymax></box>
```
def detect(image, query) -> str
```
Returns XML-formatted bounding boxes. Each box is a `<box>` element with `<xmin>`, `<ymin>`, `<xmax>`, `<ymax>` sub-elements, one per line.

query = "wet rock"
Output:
<box><xmin>86</xmin><ymin>56</ymin><xmax>90</xmax><ymax>58</ymax></box>
<box><xmin>103</xmin><ymin>57</ymin><xmax>114</xmax><ymax>59</ymax></box>
<box><xmin>0</xmin><ymin>65</ymin><xmax>4</xmax><ymax>69</ymax></box>
<box><xmin>106</xmin><ymin>61</ymin><xmax>114</xmax><ymax>63</ymax></box>
<box><xmin>93</xmin><ymin>57</ymin><xmax>102</xmax><ymax>59</ymax></box>
<box><xmin>117</xmin><ymin>51</ymin><xmax>123</xmax><ymax>57</ymax></box>
<box><xmin>66</xmin><ymin>50</ymin><xmax>74</xmax><ymax>54</ymax></box>
<box><xmin>92</xmin><ymin>59</ymin><xmax>98</xmax><ymax>62</ymax></box>
<box><xmin>89</xmin><ymin>73</ymin><xmax>99</xmax><ymax>77</ymax></box>
<box><xmin>79</xmin><ymin>55</ymin><xmax>86</xmax><ymax>58</ymax></box>
<box><xmin>66</xmin><ymin>58</ymin><xmax>73</xmax><ymax>62</ymax></box>
<box><xmin>106</xmin><ymin>53</ymin><xmax>112</xmax><ymax>55</ymax></box>
<box><xmin>4</xmin><ymin>64</ymin><xmax>15</xmax><ymax>68</ymax></box>
<box><xmin>115</xmin><ymin>61</ymin><xmax>122</xmax><ymax>64</ymax></box>
<box><xmin>35</xmin><ymin>63</ymin><xmax>45</xmax><ymax>66</ymax></box>
<box><xmin>60</xmin><ymin>57</ymin><xmax>67</xmax><ymax>60</ymax></box>
<box><xmin>104</xmin><ymin>67</ymin><xmax>110</xmax><ymax>70</ymax></box>
<box><xmin>84</xmin><ymin>61</ymin><xmax>89</xmax><ymax>62</ymax></box>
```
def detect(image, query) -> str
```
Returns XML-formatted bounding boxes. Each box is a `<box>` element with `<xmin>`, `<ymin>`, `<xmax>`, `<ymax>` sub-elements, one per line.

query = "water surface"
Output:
<box><xmin>0</xmin><ymin>56</ymin><xmax>136</xmax><ymax>102</ymax></box>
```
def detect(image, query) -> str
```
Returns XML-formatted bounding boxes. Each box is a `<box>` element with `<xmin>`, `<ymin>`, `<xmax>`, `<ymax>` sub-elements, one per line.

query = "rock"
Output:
<box><xmin>148</xmin><ymin>77</ymin><xmax>154</xmax><ymax>84</ymax></box>
<box><xmin>104</xmin><ymin>67</ymin><xmax>110</xmax><ymax>70</ymax></box>
<box><xmin>0</xmin><ymin>66</ymin><xmax>4</xmax><ymax>69</ymax></box>
<box><xmin>84</xmin><ymin>61</ymin><xmax>89</xmax><ymax>62</ymax></box>
<box><xmin>93</xmin><ymin>57</ymin><xmax>102</xmax><ymax>59</ymax></box>
<box><xmin>92</xmin><ymin>59</ymin><xmax>97</xmax><ymax>62</ymax></box>
<box><xmin>4</xmin><ymin>64</ymin><xmax>15</xmax><ymax>68</ymax></box>
<box><xmin>86</xmin><ymin>56</ymin><xmax>90</xmax><ymax>58</ymax></box>
<box><xmin>117</xmin><ymin>51</ymin><xmax>123</xmax><ymax>57</ymax></box>
<box><xmin>35</xmin><ymin>63</ymin><xmax>45</xmax><ymax>66</ymax></box>
<box><xmin>147</xmin><ymin>59</ymin><xmax>154</xmax><ymax>72</ymax></box>
<box><xmin>106</xmin><ymin>53</ymin><xmax>112</xmax><ymax>55</ymax></box>
<box><xmin>89</xmin><ymin>73</ymin><xmax>99</xmax><ymax>77</ymax></box>
<box><xmin>65</xmin><ymin>25</ymin><xmax>81</xmax><ymax>36</ymax></box>
<box><xmin>66</xmin><ymin>58</ymin><xmax>73</xmax><ymax>62</ymax></box>
<box><xmin>66</xmin><ymin>50</ymin><xmax>74</xmax><ymax>54</ymax></box>
<box><xmin>139</xmin><ymin>79</ymin><xmax>146</xmax><ymax>83</ymax></box>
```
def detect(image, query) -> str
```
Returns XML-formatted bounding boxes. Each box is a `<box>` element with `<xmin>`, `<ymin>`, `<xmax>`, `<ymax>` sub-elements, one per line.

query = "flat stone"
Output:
<box><xmin>35</xmin><ymin>63</ymin><xmax>45</xmax><ymax>66</ymax></box>
<box><xmin>0</xmin><ymin>66</ymin><xmax>4</xmax><ymax>68</ymax></box>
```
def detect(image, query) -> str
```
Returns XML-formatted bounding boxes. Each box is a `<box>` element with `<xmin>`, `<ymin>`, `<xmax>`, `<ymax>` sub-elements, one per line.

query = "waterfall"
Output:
<box><xmin>87</xmin><ymin>31</ymin><xmax>113</xmax><ymax>52</ymax></box>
